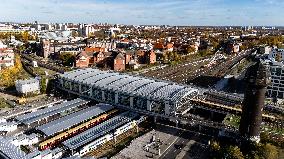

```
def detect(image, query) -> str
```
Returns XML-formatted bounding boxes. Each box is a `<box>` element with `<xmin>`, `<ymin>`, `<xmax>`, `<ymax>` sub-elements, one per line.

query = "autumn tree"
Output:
<box><xmin>187</xmin><ymin>46</ymin><xmax>196</xmax><ymax>54</ymax></box>
<box><xmin>22</xmin><ymin>31</ymin><xmax>30</xmax><ymax>42</ymax></box>
<box><xmin>275</xmin><ymin>53</ymin><xmax>282</xmax><ymax>62</ymax></box>
<box><xmin>224</xmin><ymin>146</ymin><xmax>244</xmax><ymax>159</ymax></box>
<box><xmin>259</xmin><ymin>143</ymin><xmax>278</xmax><ymax>159</ymax></box>
<box><xmin>71</xmin><ymin>30</ymin><xmax>79</xmax><ymax>37</ymax></box>
<box><xmin>0</xmin><ymin>54</ymin><xmax>23</xmax><ymax>87</ymax></box>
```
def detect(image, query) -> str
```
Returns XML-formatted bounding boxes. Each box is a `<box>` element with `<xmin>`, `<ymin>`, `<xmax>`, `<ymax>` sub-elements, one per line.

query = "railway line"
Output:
<box><xmin>189</xmin><ymin>99</ymin><xmax>284</xmax><ymax>126</ymax></box>
<box><xmin>203</xmin><ymin>90</ymin><xmax>284</xmax><ymax>114</ymax></box>
<box><xmin>142</xmin><ymin>50</ymin><xmax>252</xmax><ymax>84</ymax></box>
<box><xmin>142</xmin><ymin>56</ymin><xmax>212</xmax><ymax>83</ymax></box>
<box><xmin>21</xmin><ymin>54</ymin><xmax>67</xmax><ymax>74</ymax></box>
<box><xmin>208</xmin><ymin>50</ymin><xmax>252</xmax><ymax>77</ymax></box>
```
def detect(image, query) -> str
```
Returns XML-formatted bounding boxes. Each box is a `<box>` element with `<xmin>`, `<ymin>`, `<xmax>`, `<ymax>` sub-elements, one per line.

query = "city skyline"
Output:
<box><xmin>0</xmin><ymin>0</ymin><xmax>284</xmax><ymax>26</ymax></box>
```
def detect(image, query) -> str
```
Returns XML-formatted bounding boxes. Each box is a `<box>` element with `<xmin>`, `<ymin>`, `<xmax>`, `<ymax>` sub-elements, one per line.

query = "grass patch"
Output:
<box><xmin>223</xmin><ymin>114</ymin><xmax>241</xmax><ymax>128</ymax></box>
<box><xmin>0</xmin><ymin>98</ymin><xmax>11</xmax><ymax>108</ymax></box>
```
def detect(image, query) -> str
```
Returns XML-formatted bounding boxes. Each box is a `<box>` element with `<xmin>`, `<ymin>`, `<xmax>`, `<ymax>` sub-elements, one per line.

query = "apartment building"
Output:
<box><xmin>265</xmin><ymin>48</ymin><xmax>284</xmax><ymax>98</ymax></box>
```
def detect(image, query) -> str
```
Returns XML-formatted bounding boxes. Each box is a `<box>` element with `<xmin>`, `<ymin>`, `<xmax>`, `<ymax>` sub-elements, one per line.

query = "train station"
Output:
<box><xmin>16</xmin><ymin>98</ymin><xmax>90</xmax><ymax>128</ymax></box>
<box><xmin>57</xmin><ymin>68</ymin><xmax>199</xmax><ymax>117</ymax></box>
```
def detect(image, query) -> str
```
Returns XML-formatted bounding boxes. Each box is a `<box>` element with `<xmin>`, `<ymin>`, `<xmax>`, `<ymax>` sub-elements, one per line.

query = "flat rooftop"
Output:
<box><xmin>16</xmin><ymin>98</ymin><xmax>89</xmax><ymax>125</ymax></box>
<box><xmin>62</xmin><ymin>111</ymin><xmax>139</xmax><ymax>150</ymax></box>
<box><xmin>36</xmin><ymin>104</ymin><xmax>114</xmax><ymax>136</ymax></box>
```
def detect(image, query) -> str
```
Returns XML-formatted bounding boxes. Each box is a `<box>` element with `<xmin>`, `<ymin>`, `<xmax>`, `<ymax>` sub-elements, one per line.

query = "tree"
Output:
<box><xmin>187</xmin><ymin>46</ymin><xmax>196</xmax><ymax>54</ymax></box>
<box><xmin>199</xmin><ymin>49</ymin><xmax>211</xmax><ymax>57</ymax></box>
<box><xmin>71</xmin><ymin>30</ymin><xmax>79</xmax><ymax>37</ymax></box>
<box><xmin>94</xmin><ymin>30</ymin><xmax>106</xmax><ymax>40</ymax></box>
<box><xmin>224</xmin><ymin>146</ymin><xmax>244</xmax><ymax>159</ymax></box>
<box><xmin>210</xmin><ymin>140</ymin><xmax>221</xmax><ymax>151</ymax></box>
<box><xmin>275</xmin><ymin>53</ymin><xmax>282</xmax><ymax>62</ymax></box>
<box><xmin>239</xmin><ymin>45</ymin><xmax>247</xmax><ymax>51</ymax></box>
<box><xmin>0</xmin><ymin>54</ymin><xmax>23</xmax><ymax>87</ymax></box>
<box><xmin>59</xmin><ymin>52</ymin><xmax>75</xmax><ymax>66</ymax></box>
<box><xmin>21</xmin><ymin>31</ymin><xmax>30</xmax><ymax>42</ymax></box>
<box><xmin>260</xmin><ymin>132</ymin><xmax>270</xmax><ymax>143</ymax></box>
<box><xmin>40</xmin><ymin>77</ymin><xmax>47</xmax><ymax>93</ymax></box>
<box><xmin>259</xmin><ymin>143</ymin><xmax>278</xmax><ymax>159</ymax></box>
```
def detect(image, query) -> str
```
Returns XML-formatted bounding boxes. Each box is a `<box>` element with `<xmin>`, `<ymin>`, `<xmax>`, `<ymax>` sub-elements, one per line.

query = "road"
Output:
<box><xmin>158</xmin><ymin>125</ymin><xmax>212</xmax><ymax>159</ymax></box>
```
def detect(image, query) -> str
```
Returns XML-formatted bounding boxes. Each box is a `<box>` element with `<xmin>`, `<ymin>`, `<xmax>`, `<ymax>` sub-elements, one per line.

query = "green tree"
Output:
<box><xmin>239</xmin><ymin>45</ymin><xmax>247</xmax><ymax>51</ymax></box>
<box><xmin>260</xmin><ymin>132</ymin><xmax>270</xmax><ymax>143</ymax></box>
<box><xmin>199</xmin><ymin>49</ymin><xmax>211</xmax><ymax>57</ymax></box>
<box><xmin>40</xmin><ymin>77</ymin><xmax>47</xmax><ymax>93</ymax></box>
<box><xmin>59</xmin><ymin>52</ymin><xmax>75</xmax><ymax>66</ymax></box>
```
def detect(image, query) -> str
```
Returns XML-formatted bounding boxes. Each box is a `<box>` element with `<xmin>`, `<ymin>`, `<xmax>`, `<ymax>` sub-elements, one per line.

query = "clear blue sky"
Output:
<box><xmin>0</xmin><ymin>0</ymin><xmax>283</xmax><ymax>26</ymax></box>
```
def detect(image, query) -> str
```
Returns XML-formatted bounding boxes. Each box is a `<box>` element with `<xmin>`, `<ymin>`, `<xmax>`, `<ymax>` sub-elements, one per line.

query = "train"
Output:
<box><xmin>191</xmin><ymin>99</ymin><xmax>279</xmax><ymax>122</ymax></box>
<box><xmin>79</xmin><ymin>116</ymin><xmax>147</xmax><ymax>156</ymax></box>
<box><xmin>39</xmin><ymin>109</ymin><xmax>119</xmax><ymax>150</ymax></box>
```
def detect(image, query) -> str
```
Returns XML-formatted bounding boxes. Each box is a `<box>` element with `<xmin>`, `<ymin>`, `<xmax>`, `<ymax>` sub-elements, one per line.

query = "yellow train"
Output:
<box><xmin>39</xmin><ymin>109</ymin><xmax>118</xmax><ymax>150</ymax></box>
<box><xmin>191</xmin><ymin>99</ymin><xmax>279</xmax><ymax>121</ymax></box>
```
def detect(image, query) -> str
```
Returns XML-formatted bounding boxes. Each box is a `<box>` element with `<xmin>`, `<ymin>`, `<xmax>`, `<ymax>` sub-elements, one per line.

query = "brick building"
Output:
<box><xmin>0</xmin><ymin>48</ymin><xmax>14</xmax><ymax>70</ymax></box>
<box><xmin>75</xmin><ymin>51</ymin><xmax>90</xmax><ymax>68</ymax></box>
<box><xmin>113</xmin><ymin>53</ymin><xmax>125</xmax><ymax>71</ymax></box>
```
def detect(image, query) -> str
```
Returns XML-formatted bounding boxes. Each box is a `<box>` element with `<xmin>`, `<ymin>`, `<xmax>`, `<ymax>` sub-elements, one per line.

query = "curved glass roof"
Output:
<box><xmin>60</xmin><ymin>68</ymin><xmax>198</xmax><ymax>103</ymax></box>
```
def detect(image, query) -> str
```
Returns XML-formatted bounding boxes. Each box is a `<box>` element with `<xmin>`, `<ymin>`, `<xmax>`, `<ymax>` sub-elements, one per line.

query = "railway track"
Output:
<box><xmin>190</xmin><ymin>98</ymin><xmax>284</xmax><ymax>126</ymax></box>
<box><xmin>141</xmin><ymin>50</ymin><xmax>252</xmax><ymax>84</ymax></box>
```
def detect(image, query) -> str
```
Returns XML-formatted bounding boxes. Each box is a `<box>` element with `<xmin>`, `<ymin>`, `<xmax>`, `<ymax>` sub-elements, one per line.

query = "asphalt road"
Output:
<box><xmin>159</xmin><ymin>131</ymin><xmax>197</xmax><ymax>159</ymax></box>
<box><xmin>159</xmin><ymin>127</ymin><xmax>211</xmax><ymax>159</ymax></box>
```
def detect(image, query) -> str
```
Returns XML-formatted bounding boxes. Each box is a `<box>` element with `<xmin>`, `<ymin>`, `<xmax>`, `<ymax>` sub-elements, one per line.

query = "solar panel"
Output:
<box><xmin>17</xmin><ymin>98</ymin><xmax>90</xmax><ymax>125</ymax></box>
<box><xmin>62</xmin><ymin>111</ymin><xmax>138</xmax><ymax>150</ymax></box>
<box><xmin>16</xmin><ymin>98</ymin><xmax>82</xmax><ymax>122</ymax></box>
<box><xmin>36</xmin><ymin>104</ymin><xmax>113</xmax><ymax>136</ymax></box>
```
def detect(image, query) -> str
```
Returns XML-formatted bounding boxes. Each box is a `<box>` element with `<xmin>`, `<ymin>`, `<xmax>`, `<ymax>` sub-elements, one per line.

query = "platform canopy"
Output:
<box><xmin>59</xmin><ymin>68</ymin><xmax>198</xmax><ymax>104</ymax></box>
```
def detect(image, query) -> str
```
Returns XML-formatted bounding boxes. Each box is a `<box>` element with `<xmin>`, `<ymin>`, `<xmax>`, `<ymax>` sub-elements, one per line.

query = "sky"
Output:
<box><xmin>0</xmin><ymin>0</ymin><xmax>284</xmax><ymax>26</ymax></box>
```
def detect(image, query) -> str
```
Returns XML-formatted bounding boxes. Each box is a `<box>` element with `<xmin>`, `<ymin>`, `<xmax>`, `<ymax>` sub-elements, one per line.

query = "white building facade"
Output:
<box><xmin>15</xmin><ymin>78</ymin><xmax>40</xmax><ymax>95</ymax></box>
<box><xmin>265</xmin><ymin>48</ymin><xmax>284</xmax><ymax>99</ymax></box>
<box><xmin>266</xmin><ymin>62</ymin><xmax>284</xmax><ymax>99</ymax></box>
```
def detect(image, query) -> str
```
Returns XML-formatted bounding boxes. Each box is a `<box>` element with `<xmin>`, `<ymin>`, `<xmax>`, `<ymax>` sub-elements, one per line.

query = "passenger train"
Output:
<box><xmin>39</xmin><ymin>109</ymin><xmax>119</xmax><ymax>150</ymax></box>
<box><xmin>79</xmin><ymin>116</ymin><xmax>147</xmax><ymax>156</ymax></box>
